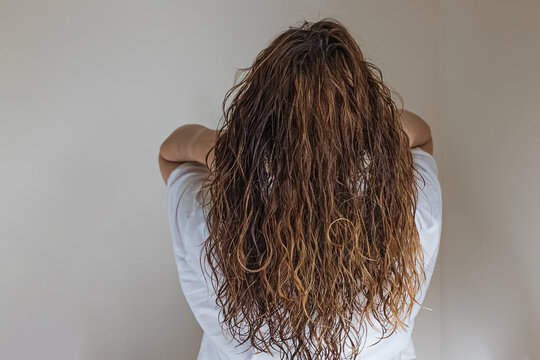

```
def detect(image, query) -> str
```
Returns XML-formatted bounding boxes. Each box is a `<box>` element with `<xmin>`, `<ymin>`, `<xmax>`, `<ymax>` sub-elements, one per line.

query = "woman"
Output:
<box><xmin>159</xmin><ymin>18</ymin><xmax>441</xmax><ymax>360</ymax></box>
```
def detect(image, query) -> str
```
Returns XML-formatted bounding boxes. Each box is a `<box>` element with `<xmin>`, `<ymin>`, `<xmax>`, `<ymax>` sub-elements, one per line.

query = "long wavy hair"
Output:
<box><xmin>198</xmin><ymin>17</ymin><xmax>426</xmax><ymax>360</ymax></box>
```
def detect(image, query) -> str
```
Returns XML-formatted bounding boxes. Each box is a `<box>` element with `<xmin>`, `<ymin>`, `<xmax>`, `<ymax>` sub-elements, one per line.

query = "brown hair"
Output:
<box><xmin>199</xmin><ymin>17</ymin><xmax>426</xmax><ymax>360</ymax></box>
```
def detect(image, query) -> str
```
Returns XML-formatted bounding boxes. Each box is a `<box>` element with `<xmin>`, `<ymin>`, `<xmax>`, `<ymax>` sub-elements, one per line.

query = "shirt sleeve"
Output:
<box><xmin>411</xmin><ymin>147</ymin><xmax>443</xmax><ymax>261</ymax></box>
<box><xmin>166</xmin><ymin>162</ymin><xmax>255</xmax><ymax>360</ymax></box>
<box><xmin>166</xmin><ymin>161</ymin><xmax>210</xmax><ymax>268</ymax></box>
<box><xmin>408</xmin><ymin>147</ymin><xmax>443</xmax><ymax>316</ymax></box>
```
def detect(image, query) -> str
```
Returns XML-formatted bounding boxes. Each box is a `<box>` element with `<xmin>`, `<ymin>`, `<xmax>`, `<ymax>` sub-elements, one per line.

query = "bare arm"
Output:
<box><xmin>160</xmin><ymin>124</ymin><xmax>216</xmax><ymax>166</ymax></box>
<box><xmin>158</xmin><ymin>124</ymin><xmax>217</xmax><ymax>184</ymax></box>
<box><xmin>399</xmin><ymin>109</ymin><xmax>434</xmax><ymax>155</ymax></box>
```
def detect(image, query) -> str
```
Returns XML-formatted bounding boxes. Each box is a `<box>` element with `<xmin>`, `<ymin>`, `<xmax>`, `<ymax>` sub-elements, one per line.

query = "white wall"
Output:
<box><xmin>438</xmin><ymin>1</ymin><xmax>540</xmax><ymax>359</ymax></box>
<box><xmin>1</xmin><ymin>1</ymin><xmax>443</xmax><ymax>359</ymax></box>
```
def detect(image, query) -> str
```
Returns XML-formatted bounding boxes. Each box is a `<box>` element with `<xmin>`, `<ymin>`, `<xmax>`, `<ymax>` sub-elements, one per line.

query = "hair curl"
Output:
<box><xmin>198</xmin><ymin>17</ymin><xmax>426</xmax><ymax>360</ymax></box>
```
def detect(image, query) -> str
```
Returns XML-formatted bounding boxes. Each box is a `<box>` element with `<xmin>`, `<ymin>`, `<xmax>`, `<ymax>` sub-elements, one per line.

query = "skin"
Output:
<box><xmin>399</xmin><ymin>109</ymin><xmax>434</xmax><ymax>155</ymax></box>
<box><xmin>158</xmin><ymin>110</ymin><xmax>433</xmax><ymax>185</ymax></box>
<box><xmin>158</xmin><ymin>124</ymin><xmax>216</xmax><ymax>185</ymax></box>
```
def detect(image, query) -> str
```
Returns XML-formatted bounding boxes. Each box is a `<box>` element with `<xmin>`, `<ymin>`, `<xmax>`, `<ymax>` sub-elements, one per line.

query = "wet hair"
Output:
<box><xmin>199</xmin><ymin>17</ymin><xmax>426</xmax><ymax>360</ymax></box>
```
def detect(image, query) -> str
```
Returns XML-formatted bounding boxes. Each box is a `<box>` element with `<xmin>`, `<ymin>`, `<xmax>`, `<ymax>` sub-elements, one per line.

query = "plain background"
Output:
<box><xmin>0</xmin><ymin>1</ymin><xmax>538</xmax><ymax>359</ymax></box>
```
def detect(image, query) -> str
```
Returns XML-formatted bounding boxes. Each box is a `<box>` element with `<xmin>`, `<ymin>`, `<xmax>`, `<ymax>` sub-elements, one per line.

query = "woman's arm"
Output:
<box><xmin>159</xmin><ymin>124</ymin><xmax>217</xmax><ymax>170</ymax></box>
<box><xmin>399</xmin><ymin>109</ymin><xmax>434</xmax><ymax>155</ymax></box>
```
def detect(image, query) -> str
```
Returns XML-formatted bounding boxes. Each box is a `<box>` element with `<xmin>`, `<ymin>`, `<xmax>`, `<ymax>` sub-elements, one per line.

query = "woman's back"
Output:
<box><xmin>164</xmin><ymin>18</ymin><xmax>442</xmax><ymax>360</ymax></box>
<box><xmin>166</xmin><ymin>147</ymin><xmax>441</xmax><ymax>360</ymax></box>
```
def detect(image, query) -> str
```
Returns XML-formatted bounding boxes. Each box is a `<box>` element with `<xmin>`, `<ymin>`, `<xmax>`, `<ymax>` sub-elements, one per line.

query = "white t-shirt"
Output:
<box><xmin>166</xmin><ymin>147</ymin><xmax>442</xmax><ymax>360</ymax></box>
